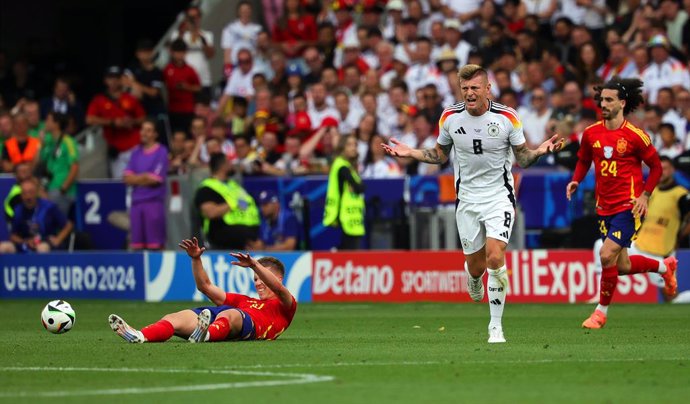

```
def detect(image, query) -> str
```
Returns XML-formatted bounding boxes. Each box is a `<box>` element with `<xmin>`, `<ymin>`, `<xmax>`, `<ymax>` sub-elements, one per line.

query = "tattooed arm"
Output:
<box><xmin>382</xmin><ymin>139</ymin><xmax>453</xmax><ymax>164</ymax></box>
<box><xmin>512</xmin><ymin>135</ymin><xmax>564</xmax><ymax>168</ymax></box>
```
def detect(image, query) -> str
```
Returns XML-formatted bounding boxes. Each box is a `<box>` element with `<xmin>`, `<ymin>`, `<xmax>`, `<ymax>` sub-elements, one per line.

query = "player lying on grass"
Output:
<box><xmin>108</xmin><ymin>237</ymin><xmax>297</xmax><ymax>342</ymax></box>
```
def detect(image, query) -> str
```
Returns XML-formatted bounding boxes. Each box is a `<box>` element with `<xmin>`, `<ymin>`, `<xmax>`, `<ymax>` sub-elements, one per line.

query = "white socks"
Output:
<box><xmin>487</xmin><ymin>266</ymin><xmax>508</xmax><ymax>329</ymax></box>
<box><xmin>596</xmin><ymin>304</ymin><xmax>608</xmax><ymax>315</ymax></box>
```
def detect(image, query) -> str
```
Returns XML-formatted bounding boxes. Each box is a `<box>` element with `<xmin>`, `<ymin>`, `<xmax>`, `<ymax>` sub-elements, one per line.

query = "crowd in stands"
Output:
<box><xmin>2</xmin><ymin>0</ymin><xmax>690</xmax><ymax>251</ymax></box>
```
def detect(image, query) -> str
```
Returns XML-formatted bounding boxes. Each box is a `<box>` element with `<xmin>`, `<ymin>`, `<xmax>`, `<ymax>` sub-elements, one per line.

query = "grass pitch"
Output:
<box><xmin>1</xmin><ymin>300</ymin><xmax>689</xmax><ymax>403</ymax></box>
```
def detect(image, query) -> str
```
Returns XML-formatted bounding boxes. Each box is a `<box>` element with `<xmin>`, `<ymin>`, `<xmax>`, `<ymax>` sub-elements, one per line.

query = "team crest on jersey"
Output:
<box><xmin>487</xmin><ymin>122</ymin><xmax>500</xmax><ymax>138</ymax></box>
<box><xmin>603</xmin><ymin>146</ymin><xmax>613</xmax><ymax>159</ymax></box>
<box><xmin>616</xmin><ymin>138</ymin><xmax>627</xmax><ymax>154</ymax></box>
<box><xmin>461</xmin><ymin>238</ymin><xmax>470</xmax><ymax>249</ymax></box>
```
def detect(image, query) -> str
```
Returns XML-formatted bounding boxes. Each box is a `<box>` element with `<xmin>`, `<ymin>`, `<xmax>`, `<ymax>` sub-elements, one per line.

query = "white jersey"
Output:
<box><xmin>438</xmin><ymin>101</ymin><xmax>526</xmax><ymax>203</ymax></box>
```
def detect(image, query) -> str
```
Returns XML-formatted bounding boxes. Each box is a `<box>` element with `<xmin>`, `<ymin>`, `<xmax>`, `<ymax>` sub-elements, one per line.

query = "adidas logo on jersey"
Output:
<box><xmin>455</xmin><ymin>127</ymin><xmax>467</xmax><ymax>135</ymax></box>
<box><xmin>500</xmin><ymin>231</ymin><xmax>509</xmax><ymax>239</ymax></box>
<box><xmin>593</xmin><ymin>141</ymin><xmax>601</xmax><ymax>148</ymax></box>
<box><xmin>490</xmin><ymin>299</ymin><xmax>502</xmax><ymax>305</ymax></box>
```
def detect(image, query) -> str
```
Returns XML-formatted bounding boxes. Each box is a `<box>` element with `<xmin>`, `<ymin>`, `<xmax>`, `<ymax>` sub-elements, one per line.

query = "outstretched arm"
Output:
<box><xmin>512</xmin><ymin>135</ymin><xmax>564</xmax><ymax>168</ymax></box>
<box><xmin>230</xmin><ymin>252</ymin><xmax>294</xmax><ymax>308</ymax></box>
<box><xmin>179</xmin><ymin>237</ymin><xmax>226</xmax><ymax>305</ymax></box>
<box><xmin>381</xmin><ymin>139</ymin><xmax>452</xmax><ymax>164</ymax></box>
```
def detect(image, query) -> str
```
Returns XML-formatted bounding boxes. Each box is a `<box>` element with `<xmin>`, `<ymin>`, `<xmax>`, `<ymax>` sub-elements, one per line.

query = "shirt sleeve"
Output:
<box><xmin>221</xmin><ymin>26</ymin><xmax>232</xmax><ymax>49</ymax></box>
<box><xmin>188</xmin><ymin>67</ymin><xmax>201</xmax><ymax>86</ymax></box>
<box><xmin>132</xmin><ymin>97</ymin><xmax>146</xmax><ymax>119</ymax></box>
<box><xmin>338</xmin><ymin>166</ymin><xmax>364</xmax><ymax>194</ymax></box>
<box><xmin>678</xmin><ymin>191</ymin><xmax>690</xmax><ymax>218</ymax></box>
<box><xmin>64</xmin><ymin>137</ymin><xmax>79</xmax><ymax>163</ymax></box>
<box><xmin>223</xmin><ymin>292</ymin><xmax>244</xmax><ymax>306</ymax></box>
<box><xmin>150</xmin><ymin>147</ymin><xmax>169</xmax><ymax>180</ymax></box>
<box><xmin>437</xmin><ymin>110</ymin><xmax>453</xmax><ymax>146</ymax></box>
<box><xmin>508</xmin><ymin>112</ymin><xmax>527</xmax><ymax>146</ymax></box>
<box><xmin>86</xmin><ymin>97</ymin><xmax>101</xmax><ymax>118</ymax></box>
<box><xmin>194</xmin><ymin>187</ymin><xmax>225</xmax><ymax>209</ymax></box>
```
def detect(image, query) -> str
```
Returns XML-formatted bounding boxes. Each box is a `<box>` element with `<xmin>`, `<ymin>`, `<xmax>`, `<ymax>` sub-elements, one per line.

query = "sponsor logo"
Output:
<box><xmin>490</xmin><ymin>299</ymin><xmax>502</xmax><ymax>305</ymax></box>
<box><xmin>488</xmin><ymin>286</ymin><xmax>504</xmax><ymax>292</ymax></box>
<box><xmin>455</xmin><ymin>126</ymin><xmax>467</xmax><ymax>135</ymax></box>
<box><xmin>593</xmin><ymin>140</ymin><xmax>601</xmax><ymax>148</ymax></box>
<box><xmin>616</xmin><ymin>138</ymin><xmax>627</xmax><ymax>154</ymax></box>
<box><xmin>604</xmin><ymin>146</ymin><xmax>613</xmax><ymax>159</ymax></box>
<box><xmin>313</xmin><ymin>259</ymin><xmax>394</xmax><ymax>295</ymax></box>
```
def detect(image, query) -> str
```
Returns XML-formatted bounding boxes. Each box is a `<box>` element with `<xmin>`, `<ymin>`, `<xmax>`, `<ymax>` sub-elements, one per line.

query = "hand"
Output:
<box><xmin>48</xmin><ymin>235</ymin><xmax>60</xmax><ymax>247</ymax></box>
<box><xmin>566</xmin><ymin>181</ymin><xmax>579</xmax><ymax>201</ymax></box>
<box><xmin>229</xmin><ymin>251</ymin><xmax>260</xmax><ymax>269</ymax></box>
<box><xmin>632</xmin><ymin>193</ymin><xmax>649</xmax><ymax>218</ymax></box>
<box><xmin>381</xmin><ymin>138</ymin><xmax>413</xmax><ymax>158</ymax></box>
<box><xmin>537</xmin><ymin>134</ymin><xmax>564</xmax><ymax>156</ymax></box>
<box><xmin>178</xmin><ymin>237</ymin><xmax>206</xmax><ymax>259</ymax></box>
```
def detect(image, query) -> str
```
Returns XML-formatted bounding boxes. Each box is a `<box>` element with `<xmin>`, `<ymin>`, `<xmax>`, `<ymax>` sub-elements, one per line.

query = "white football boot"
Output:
<box><xmin>108</xmin><ymin>314</ymin><xmax>145</xmax><ymax>343</ymax></box>
<box><xmin>188</xmin><ymin>309</ymin><xmax>211</xmax><ymax>343</ymax></box>
<box><xmin>465</xmin><ymin>262</ymin><xmax>485</xmax><ymax>302</ymax></box>
<box><xmin>488</xmin><ymin>326</ymin><xmax>506</xmax><ymax>344</ymax></box>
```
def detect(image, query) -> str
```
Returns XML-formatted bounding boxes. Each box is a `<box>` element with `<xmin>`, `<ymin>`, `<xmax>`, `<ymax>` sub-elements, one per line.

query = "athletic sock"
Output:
<box><xmin>140</xmin><ymin>319</ymin><xmax>174</xmax><ymax>342</ymax></box>
<box><xmin>628</xmin><ymin>255</ymin><xmax>661</xmax><ymax>274</ymax></box>
<box><xmin>487</xmin><ymin>266</ymin><xmax>508</xmax><ymax>329</ymax></box>
<box><xmin>207</xmin><ymin>317</ymin><xmax>231</xmax><ymax>341</ymax></box>
<box><xmin>596</xmin><ymin>304</ymin><xmax>608</xmax><ymax>315</ymax></box>
<box><xmin>599</xmin><ymin>265</ymin><xmax>618</xmax><ymax>307</ymax></box>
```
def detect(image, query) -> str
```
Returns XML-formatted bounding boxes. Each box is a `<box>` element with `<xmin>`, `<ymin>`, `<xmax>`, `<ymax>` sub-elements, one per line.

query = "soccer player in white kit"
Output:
<box><xmin>382</xmin><ymin>65</ymin><xmax>563</xmax><ymax>343</ymax></box>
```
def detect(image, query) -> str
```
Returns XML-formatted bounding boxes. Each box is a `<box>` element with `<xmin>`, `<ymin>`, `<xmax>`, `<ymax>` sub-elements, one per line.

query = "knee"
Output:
<box><xmin>486</xmin><ymin>251</ymin><xmax>504</xmax><ymax>270</ymax></box>
<box><xmin>599</xmin><ymin>250</ymin><xmax>617</xmax><ymax>267</ymax></box>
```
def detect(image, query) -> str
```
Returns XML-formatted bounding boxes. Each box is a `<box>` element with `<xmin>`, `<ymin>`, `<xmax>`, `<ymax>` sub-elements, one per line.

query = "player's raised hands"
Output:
<box><xmin>537</xmin><ymin>134</ymin><xmax>565</xmax><ymax>156</ymax></box>
<box><xmin>566</xmin><ymin>181</ymin><xmax>579</xmax><ymax>201</ymax></box>
<box><xmin>178</xmin><ymin>237</ymin><xmax>206</xmax><ymax>259</ymax></box>
<box><xmin>381</xmin><ymin>138</ymin><xmax>413</xmax><ymax>158</ymax></box>
<box><xmin>230</xmin><ymin>252</ymin><xmax>260</xmax><ymax>269</ymax></box>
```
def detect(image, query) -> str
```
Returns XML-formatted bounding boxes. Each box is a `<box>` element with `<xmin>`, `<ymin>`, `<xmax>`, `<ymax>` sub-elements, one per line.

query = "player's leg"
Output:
<box><xmin>623</xmin><ymin>240</ymin><xmax>677</xmax><ymax>297</ymax></box>
<box><xmin>109</xmin><ymin>309</ymin><xmax>198</xmax><ymax>343</ymax></box>
<box><xmin>457</xmin><ymin>202</ymin><xmax>486</xmax><ymax>302</ymax></box>
<box><xmin>204</xmin><ymin>309</ymin><xmax>251</xmax><ymax>342</ymax></box>
<box><xmin>188</xmin><ymin>306</ymin><xmax>248</xmax><ymax>342</ymax></box>
<box><xmin>483</xmin><ymin>202</ymin><xmax>513</xmax><ymax>343</ymax></box>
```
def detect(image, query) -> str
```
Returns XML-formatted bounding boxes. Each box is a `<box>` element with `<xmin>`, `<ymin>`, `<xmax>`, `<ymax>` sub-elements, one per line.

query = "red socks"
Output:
<box><xmin>141</xmin><ymin>320</ymin><xmax>174</xmax><ymax>342</ymax></box>
<box><xmin>600</xmin><ymin>265</ymin><xmax>618</xmax><ymax>306</ymax></box>
<box><xmin>208</xmin><ymin>317</ymin><xmax>231</xmax><ymax>342</ymax></box>
<box><xmin>627</xmin><ymin>255</ymin><xmax>660</xmax><ymax>274</ymax></box>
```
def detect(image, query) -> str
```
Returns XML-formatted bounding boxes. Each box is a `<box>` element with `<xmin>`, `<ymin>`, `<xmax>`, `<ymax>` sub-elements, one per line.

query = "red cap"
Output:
<box><xmin>321</xmin><ymin>116</ymin><xmax>339</xmax><ymax>128</ymax></box>
<box><xmin>294</xmin><ymin>111</ymin><xmax>312</xmax><ymax>131</ymax></box>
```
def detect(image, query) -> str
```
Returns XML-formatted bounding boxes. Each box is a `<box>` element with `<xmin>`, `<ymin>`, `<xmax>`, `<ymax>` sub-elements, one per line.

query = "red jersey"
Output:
<box><xmin>574</xmin><ymin>120</ymin><xmax>660</xmax><ymax>216</ymax></box>
<box><xmin>86</xmin><ymin>93</ymin><xmax>145</xmax><ymax>152</ymax></box>
<box><xmin>223</xmin><ymin>292</ymin><xmax>297</xmax><ymax>340</ymax></box>
<box><xmin>163</xmin><ymin>62</ymin><xmax>200</xmax><ymax>114</ymax></box>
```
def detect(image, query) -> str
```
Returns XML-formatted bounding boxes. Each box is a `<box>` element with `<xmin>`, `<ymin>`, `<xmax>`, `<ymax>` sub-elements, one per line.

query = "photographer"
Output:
<box><xmin>171</xmin><ymin>5</ymin><xmax>215</xmax><ymax>101</ymax></box>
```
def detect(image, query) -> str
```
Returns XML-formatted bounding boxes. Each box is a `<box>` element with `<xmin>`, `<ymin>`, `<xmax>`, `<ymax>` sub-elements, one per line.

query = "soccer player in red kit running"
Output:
<box><xmin>566</xmin><ymin>77</ymin><xmax>677</xmax><ymax>329</ymax></box>
<box><xmin>108</xmin><ymin>237</ymin><xmax>297</xmax><ymax>342</ymax></box>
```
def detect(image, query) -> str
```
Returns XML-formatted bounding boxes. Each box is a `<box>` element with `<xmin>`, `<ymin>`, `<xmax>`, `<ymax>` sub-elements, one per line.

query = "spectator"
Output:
<box><xmin>439</xmin><ymin>19</ymin><xmax>472</xmax><ymax>67</ymax></box>
<box><xmin>323</xmin><ymin>134</ymin><xmax>365</xmax><ymax>250</ymax></box>
<box><xmin>271</xmin><ymin>134</ymin><xmax>309</xmax><ymax>176</ymax></box>
<box><xmin>218</xmin><ymin>49</ymin><xmax>259</xmax><ymax>114</ymax></box>
<box><xmin>40</xmin><ymin>112</ymin><xmax>79</xmax><ymax>217</ymax></box>
<box><xmin>171</xmin><ymin>5</ymin><xmax>215</xmax><ymax>99</ymax></box>
<box><xmin>518</xmin><ymin>87</ymin><xmax>553</xmax><ymax>149</ymax></box>
<box><xmin>405</xmin><ymin>37</ymin><xmax>449</xmax><ymax>104</ymax></box>
<box><xmin>1</xmin><ymin>113</ymin><xmax>40</xmax><ymax>173</ymax></box>
<box><xmin>231</xmin><ymin>135</ymin><xmax>259</xmax><ymax>175</ymax></box>
<box><xmin>334</xmin><ymin>89</ymin><xmax>360</xmax><ymax>136</ymax></box>
<box><xmin>643</xmin><ymin>105</ymin><xmax>664</xmax><ymax>149</ymax></box>
<box><xmin>23</xmin><ymin>100</ymin><xmax>44</xmax><ymax>139</ymax></box>
<box><xmin>2</xmin><ymin>59</ymin><xmax>38</xmax><ymax>107</ymax></box>
<box><xmin>196</xmin><ymin>117</ymin><xmax>236</xmax><ymax>166</ymax></box>
<box><xmin>307</xmin><ymin>82</ymin><xmax>339</xmax><ymax>128</ymax></box>
<box><xmin>268</xmin><ymin>51</ymin><xmax>290</xmax><ymax>96</ymax></box>
<box><xmin>303</xmin><ymin>46</ymin><xmax>326</xmax><ymax>86</ymax></box>
<box><xmin>550</xmin><ymin>81</ymin><xmax>598</xmax><ymax>123</ymax></box>
<box><xmin>39</xmin><ymin>77</ymin><xmax>85</xmax><ymax>133</ymax></box>
<box><xmin>124</xmin><ymin>39</ymin><xmax>167</xmax><ymax>144</ymax></box>
<box><xmin>123</xmin><ymin>119</ymin><xmax>169</xmax><ymax>251</ymax></box>
<box><xmin>657</xmin><ymin>87</ymin><xmax>686</xmax><ymax>145</ymax></box>
<box><xmin>248</xmin><ymin>190</ymin><xmax>301</xmax><ymax>251</ymax></box>
<box><xmin>272</xmin><ymin>0</ymin><xmax>318</xmax><ymax>59</ymax></box>
<box><xmin>0</xmin><ymin>179</ymin><xmax>73</xmax><ymax>253</ymax></box>
<box><xmin>221</xmin><ymin>1</ymin><xmax>262</xmax><ymax>75</ymax></box>
<box><xmin>163</xmin><ymin>39</ymin><xmax>201</xmax><ymax>133</ymax></box>
<box><xmin>597</xmin><ymin>41</ymin><xmax>638</xmax><ymax>82</ymax></box>
<box><xmin>574</xmin><ymin>41</ymin><xmax>603</xmax><ymax>87</ymax></box>
<box><xmin>3</xmin><ymin>162</ymin><xmax>36</xmax><ymax>222</ymax></box>
<box><xmin>86</xmin><ymin>66</ymin><xmax>146</xmax><ymax>179</ymax></box>
<box><xmin>194</xmin><ymin>152</ymin><xmax>260</xmax><ymax>250</ymax></box>
<box><xmin>658</xmin><ymin>123</ymin><xmax>684</xmax><ymax>159</ymax></box>
<box><xmin>168</xmin><ymin>130</ymin><xmax>192</xmax><ymax>175</ymax></box>
<box><xmin>659</xmin><ymin>0</ymin><xmax>688</xmax><ymax>50</ymax></box>
<box><xmin>410</xmin><ymin>112</ymin><xmax>439</xmax><ymax>175</ymax></box>
<box><xmin>642</xmin><ymin>34</ymin><xmax>690</xmax><ymax>105</ymax></box>
<box><xmin>362</xmin><ymin>134</ymin><xmax>402</xmax><ymax>178</ymax></box>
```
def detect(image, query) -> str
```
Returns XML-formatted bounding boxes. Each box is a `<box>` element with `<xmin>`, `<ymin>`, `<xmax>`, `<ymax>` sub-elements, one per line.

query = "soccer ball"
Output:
<box><xmin>41</xmin><ymin>300</ymin><xmax>76</xmax><ymax>334</ymax></box>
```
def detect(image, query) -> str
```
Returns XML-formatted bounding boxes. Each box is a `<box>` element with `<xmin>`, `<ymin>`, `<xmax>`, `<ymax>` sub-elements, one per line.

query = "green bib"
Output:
<box><xmin>199</xmin><ymin>178</ymin><xmax>260</xmax><ymax>234</ymax></box>
<box><xmin>323</xmin><ymin>156</ymin><xmax>365</xmax><ymax>236</ymax></box>
<box><xmin>4</xmin><ymin>184</ymin><xmax>21</xmax><ymax>219</ymax></box>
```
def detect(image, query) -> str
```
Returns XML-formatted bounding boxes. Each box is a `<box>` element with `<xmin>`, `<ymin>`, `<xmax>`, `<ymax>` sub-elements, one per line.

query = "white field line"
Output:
<box><xmin>0</xmin><ymin>367</ymin><xmax>333</xmax><ymax>397</ymax></box>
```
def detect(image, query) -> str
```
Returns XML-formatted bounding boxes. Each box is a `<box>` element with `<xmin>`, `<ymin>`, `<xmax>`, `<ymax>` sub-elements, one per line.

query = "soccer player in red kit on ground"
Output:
<box><xmin>108</xmin><ymin>237</ymin><xmax>296</xmax><ymax>342</ymax></box>
<box><xmin>566</xmin><ymin>77</ymin><xmax>677</xmax><ymax>329</ymax></box>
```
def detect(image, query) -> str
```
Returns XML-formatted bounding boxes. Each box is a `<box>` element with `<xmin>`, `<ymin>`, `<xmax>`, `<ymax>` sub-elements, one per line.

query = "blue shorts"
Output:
<box><xmin>598</xmin><ymin>210</ymin><xmax>642</xmax><ymax>248</ymax></box>
<box><xmin>191</xmin><ymin>305</ymin><xmax>256</xmax><ymax>340</ymax></box>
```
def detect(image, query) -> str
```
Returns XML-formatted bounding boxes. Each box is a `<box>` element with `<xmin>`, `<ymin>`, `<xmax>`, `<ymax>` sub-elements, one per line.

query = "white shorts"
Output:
<box><xmin>456</xmin><ymin>197</ymin><xmax>515</xmax><ymax>255</ymax></box>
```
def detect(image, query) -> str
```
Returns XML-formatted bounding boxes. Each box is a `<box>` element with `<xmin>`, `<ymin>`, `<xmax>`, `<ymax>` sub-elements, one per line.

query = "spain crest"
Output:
<box><xmin>616</xmin><ymin>138</ymin><xmax>627</xmax><ymax>154</ymax></box>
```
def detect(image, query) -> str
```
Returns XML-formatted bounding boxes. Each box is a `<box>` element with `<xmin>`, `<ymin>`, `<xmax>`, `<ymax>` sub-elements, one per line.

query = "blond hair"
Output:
<box><xmin>457</xmin><ymin>64</ymin><xmax>487</xmax><ymax>82</ymax></box>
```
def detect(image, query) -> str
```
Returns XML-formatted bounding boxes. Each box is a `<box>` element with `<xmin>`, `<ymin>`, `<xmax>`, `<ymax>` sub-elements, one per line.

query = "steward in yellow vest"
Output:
<box><xmin>323</xmin><ymin>135</ymin><xmax>365</xmax><ymax>249</ymax></box>
<box><xmin>194</xmin><ymin>153</ymin><xmax>260</xmax><ymax>250</ymax></box>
